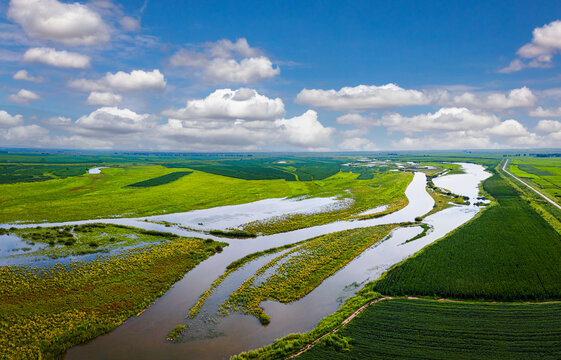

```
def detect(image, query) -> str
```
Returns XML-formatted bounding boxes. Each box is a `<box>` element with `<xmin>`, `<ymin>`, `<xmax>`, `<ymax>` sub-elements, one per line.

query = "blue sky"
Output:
<box><xmin>2</xmin><ymin>0</ymin><xmax>561</xmax><ymax>151</ymax></box>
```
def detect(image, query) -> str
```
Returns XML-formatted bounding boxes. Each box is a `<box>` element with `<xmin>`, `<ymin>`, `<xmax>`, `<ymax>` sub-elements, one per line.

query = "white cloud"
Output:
<box><xmin>73</xmin><ymin>107</ymin><xmax>153</xmax><ymax>135</ymax></box>
<box><xmin>156</xmin><ymin>109</ymin><xmax>332</xmax><ymax>151</ymax></box>
<box><xmin>529</xmin><ymin>106</ymin><xmax>561</xmax><ymax>117</ymax></box>
<box><xmin>163</xmin><ymin>88</ymin><xmax>285</xmax><ymax>120</ymax></box>
<box><xmin>68</xmin><ymin>69</ymin><xmax>166</xmax><ymax>92</ymax></box>
<box><xmin>119</xmin><ymin>16</ymin><xmax>140</xmax><ymax>32</ymax></box>
<box><xmin>23</xmin><ymin>47</ymin><xmax>90</xmax><ymax>69</ymax></box>
<box><xmin>336</xmin><ymin>113</ymin><xmax>375</xmax><ymax>127</ymax></box>
<box><xmin>0</xmin><ymin>110</ymin><xmax>24</xmax><ymax>127</ymax></box>
<box><xmin>339</xmin><ymin>137</ymin><xmax>377</xmax><ymax>151</ymax></box>
<box><xmin>7</xmin><ymin>0</ymin><xmax>110</xmax><ymax>45</ymax></box>
<box><xmin>8</xmin><ymin>89</ymin><xmax>40</xmax><ymax>104</ymax></box>
<box><xmin>1</xmin><ymin>124</ymin><xmax>49</xmax><ymax>142</ymax></box>
<box><xmin>13</xmin><ymin>69</ymin><xmax>44</xmax><ymax>82</ymax></box>
<box><xmin>484</xmin><ymin>119</ymin><xmax>531</xmax><ymax>137</ymax></box>
<box><xmin>393</xmin><ymin>132</ymin><xmax>497</xmax><ymax>150</ymax></box>
<box><xmin>535</xmin><ymin>119</ymin><xmax>561</xmax><ymax>133</ymax></box>
<box><xmin>379</xmin><ymin>107</ymin><xmax>499</xmax><ymax>133</ymax></box>
<box><xmin>296</xmin><ymin>84</ymin><xmax>431</xmax><ymax>111</ymax></box>
<box><xmin>170</xmin><ymin>38</ymin><xmax>280</xmax><ymax>83</ymax></box>
<box><xmin>274</xmin><ymin>110</ymin><xmax>334</xmax><ymax>149</ymax></box>
<box><xmin>443</xmin><ymin>87</ymin><xmax>536</xmax><ymax>110</ymax></box>
<box><xmin>86</xmin><ymin>91</ymin><xmax>122</xmax><ymax>106</ymax></box>
<box><xmin>500</xmin><ymin>20</ymin><xmax>561</xmax><ymax>73</ymax></box>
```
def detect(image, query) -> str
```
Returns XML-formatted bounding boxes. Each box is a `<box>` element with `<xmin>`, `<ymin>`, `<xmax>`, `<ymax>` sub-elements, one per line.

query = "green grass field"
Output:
<box><xmin>0</xmin><ymin>165</ymin><xmax>411</xmax><ymax>227</ymax></box>
<box><xmin>373</xmin><ymin>171</ymin><xmax>561</xmax><ymax>300</ymax></box>
<box><xmin>509</xmin><ymin>157</ymin><xmax>561</xmax><ymax>203</ymax></box>
<box><xmin>297</xmin><ymin>298</ymin><xmax>561</xmax><ymax>360</ymax></box>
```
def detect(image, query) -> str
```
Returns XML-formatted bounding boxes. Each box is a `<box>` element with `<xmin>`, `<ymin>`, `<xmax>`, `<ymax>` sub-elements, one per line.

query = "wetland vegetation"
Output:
<box><xmin>0</xmin><ymin>227</ymin><xmax>226</xmax><ymax>359</ymax></box>
<box><xmin>2</xmin><ymin>151</ymin><xmax>561</xmax><ymax>359</ymax></box>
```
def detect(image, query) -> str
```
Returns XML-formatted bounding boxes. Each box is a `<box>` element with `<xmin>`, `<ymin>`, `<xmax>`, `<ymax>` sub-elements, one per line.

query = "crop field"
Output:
<box><xmin>509</xmin><ymin>157</ymin><xmax>561</xmax><ymax>203</ymax></box>
<box><xmin>0</xmin><ymin>164</ymin><xmax>91</xmax><ymax>184</ymax></box>
<box><xmin>297</xmin><ymin>298</ymin><xmax>561</xmax><ymax>360</ymax></box>
<box><xmin>0</xmin><ymin>229</ymin><xmax>226</xmax><ymax>359</ymax></box>
<box><xmin>373</xmin><ymin>172</ymin><xmax>561</xmax><ymax>300</ymax></box>
<box><xmin>125</xmin><ymin>171</ymin><xmax>193</xmax><ymax>187</ymax></box>
<box><xmin>220</xmin><ymin>225</ymin><xmax>396</xmax><ymax>324</ymax></box>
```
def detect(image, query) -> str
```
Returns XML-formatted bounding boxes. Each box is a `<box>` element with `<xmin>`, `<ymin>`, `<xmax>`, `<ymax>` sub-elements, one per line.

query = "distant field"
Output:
<box><xmin>509</xmin><ymin>157</ymin><xmax>561</xmax><ymax>202</ymax></box>
<box><xmin>125</xmin><ymin>171</ymin><xmax>193</xmax><ymax>187</ymax></box>
<box><xmin>0</xmin><ymin>164</ymin><xmax>90</xmax><ymax>184</ymax></box>
<box><xmin>0</xmin><ymin>165</ymin><xmax>411</xmax><ymax>224</ymax></box>
<box><xmin>373</xmin><ymin>172</ymin><xmax>561</xmax><ymax>300</ymax></box>
<box><xmin>298</xmin><ymin>298</ymin><xmax>561</xmax><ymax>360</ymax></box>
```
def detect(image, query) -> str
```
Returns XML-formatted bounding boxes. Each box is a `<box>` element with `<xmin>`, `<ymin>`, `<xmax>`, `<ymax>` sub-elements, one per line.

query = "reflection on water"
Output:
<box><xmin>64</xmin><ymin>164</ymin><xmax>490</xmax><ymax>360</ymax></box>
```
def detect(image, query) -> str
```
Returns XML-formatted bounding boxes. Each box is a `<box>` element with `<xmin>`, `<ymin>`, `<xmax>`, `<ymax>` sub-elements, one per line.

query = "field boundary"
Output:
<box><xmin>287</xmin><ymin>295</ymin><xmax>561</xmax><ymax>359</ymax></box>
<box><xmin>287</xmin><ymin>297</ymin><xmax>393</xmax><ymax>359</ymax></box>
<box><xmin>502</xmin><ymin>159</ymin><xmax>561</xmax><ymax>210</ymax></box>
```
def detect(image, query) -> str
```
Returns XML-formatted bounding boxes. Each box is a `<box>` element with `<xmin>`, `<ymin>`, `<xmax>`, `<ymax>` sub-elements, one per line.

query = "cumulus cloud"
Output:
<box><xmin>339</xmin><ymin>137</ymin><xmax>377</xmax><ymax>151</ymax></box>
<box><xmin>484</xmin><ymin>119</ymin><xmax>531</xmax><ymax>137</ymax></box>
<box><xmin>170</xmin><ymin>38</ymin><xmax>280</xmax><ymax>83</ymax></box>
<box><xmin>86</xmin><ymin>91</ymin><xmax>122</xmax><ymax>106</ymax></box>
<box><xmin>296</xmin><ymin>84</ymin><xmax>431</xmax><ymax>111</ymax></box>
<box><xmin>7</xmin><ymin>0</ymin><xmax>110</xmax><ymax>45</ymax></box>
<box><xmin>379</xmin><ymin>107</ymin><xmax>499</xmax><ymax>133</ymax></box>
<box><xmin>529</xmin><ymin>106</ymin><xmax>561</xmax><ymax>117</ymax></box>
<box><xmin>0</xmin><ymin>110</ymin><xmax>24</xmax><ymax>127</ymax></box>
<box><xmin>163</xmin><ymin>88</ymin><xmax>285</xmax><ymax>120</ymax></box>
<box><xmin>8</xmin><ymin>89</ymin><xmax>40</xmax><ymax>104</ymax></box>
<box><xmin>500</xmin><ymin>20</ymin><xmax>561</xmax><ymax>73</ymax></box>
<box><xmin>72</xmin><ymin>107</ymin><xmax>153</xmax><ymax>135</ymax></box>
<box><xmin>442</xmin><ymin>87</ymin><xmax>537</xmax><ymax>110</ymax></box>
<box><xmin>393</xmin><ymin>132</ymin><xmax>497</xmax><ymax>150</ymax></box>
<box><xmin>13</xmin><ymin>69</ymin><xmax>44</xmax><ymax>82</ymax></box>
<box><xmin>23</xmin><ymin>47</ymin><xmax>90</xmax><ymax>69</ymax></box>
<box><xmin>274</xmin><ymin>110</ymin><xmax>334</xmax><ymax>149</ymax></box>
<box><xmin>2</xmin><ymin>124</ymin><xmax>49</xmax><ymax>142</ymax></box>
<box><xmin>535</xmin><ymin>119</ymin><xmax>561</xmax><ymax>133</ymax></box>
<box><xmin>8</xmin><ymin>0</ymin><xmax>109</xmax><ymax>45</ymax></box>
<box><xmin>68</xmin><ymin>69</ymin><xmax>166</xmax><ymax>92</ymax></box>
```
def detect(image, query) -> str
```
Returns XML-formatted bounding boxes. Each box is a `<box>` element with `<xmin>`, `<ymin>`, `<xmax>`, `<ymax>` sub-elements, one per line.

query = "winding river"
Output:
<box><xmin>2</xmin><ymin>163</ymin><xmax>490</xmax><ymax>359</ymax></box>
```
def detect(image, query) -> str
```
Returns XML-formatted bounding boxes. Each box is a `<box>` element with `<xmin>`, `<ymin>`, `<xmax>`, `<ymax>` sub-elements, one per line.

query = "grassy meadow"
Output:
<box><xmin>0</xmin><ymin>165</ymin><xmax>412</xmax><ymax>229</ymax></box>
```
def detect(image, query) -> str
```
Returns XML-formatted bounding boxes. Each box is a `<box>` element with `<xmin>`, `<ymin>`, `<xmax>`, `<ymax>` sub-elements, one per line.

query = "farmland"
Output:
<box><xmin>373</xmin><ymin>171</ymin><xmax>561</xmax><ymax>300</ymax></box>
<box><xmin>508</xmin><ymin>157</ymin><xmax>561</xmax><ymax>205</ymax></box>
<box><xmin>297</xmin><ymin>298</ymin><xmax>561</xmax><ymax>360</ymax></box>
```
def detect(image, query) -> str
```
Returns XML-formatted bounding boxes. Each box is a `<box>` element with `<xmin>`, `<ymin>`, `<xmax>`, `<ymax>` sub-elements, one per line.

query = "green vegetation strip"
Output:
<box><xmin>241</xmin><ymin>172</ymin><xmax>412</xmax><ymax>235</ymax></box>
<box><xmin>297</xmin><ymin>298</ymin><xmax>561</xmax><ymax>360</ymax></box>
<box><xmin>125</xmin><ymin>171</ymin><xmax>193</xmax><ymax>187</ymax></box>
<box><xmin>374</xmin><ymin>171</ymin><xmax>561</xmax><ymax>300</ymax></box>
<box><xmin>4</xmin><ymin>223</ymin><xmax>179</xmax><ymax>259</ymax></box>
<box><xmin>221</xmin><ymin>225</ymin><xmax>396</xmax><ymax>325</ymax></box>
<box><xmin>0</xmin><ymin>233</ymin><xmax>227</xmax><ymax>359</ymax></box>
<box><xmin>187</xmin><ymin>241</ymin><xmax>306</xmax><ymax>319</ymax></box>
